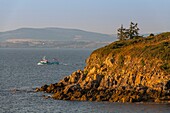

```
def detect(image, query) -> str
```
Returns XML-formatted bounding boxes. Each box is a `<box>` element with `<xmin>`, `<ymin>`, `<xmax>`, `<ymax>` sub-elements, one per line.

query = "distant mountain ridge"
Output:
<box><xmin>0</xmin><ymin>27</ymin><xmax>115</xmax><ymax>42</ymax></box>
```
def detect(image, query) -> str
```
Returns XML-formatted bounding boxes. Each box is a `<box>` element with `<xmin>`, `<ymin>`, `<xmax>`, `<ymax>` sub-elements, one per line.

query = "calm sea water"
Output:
<box><xmin>0</xmin><ymin>48</ymin><xmax>169</xmax><ymax>113</ymax></box>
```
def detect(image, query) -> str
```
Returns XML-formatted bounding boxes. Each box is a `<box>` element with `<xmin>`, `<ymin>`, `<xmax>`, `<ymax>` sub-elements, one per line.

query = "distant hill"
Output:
<box><xmin>0</xmin><ymin>28</ymin><xmax>116</xmax><ymax>42</ymax></box>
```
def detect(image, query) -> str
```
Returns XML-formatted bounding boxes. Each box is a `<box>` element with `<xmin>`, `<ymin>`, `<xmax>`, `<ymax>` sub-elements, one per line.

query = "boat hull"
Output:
<box><xmin>37</xmin><ymin>62</ymin><xmax>59</xmax><ymax>65</ymax></box>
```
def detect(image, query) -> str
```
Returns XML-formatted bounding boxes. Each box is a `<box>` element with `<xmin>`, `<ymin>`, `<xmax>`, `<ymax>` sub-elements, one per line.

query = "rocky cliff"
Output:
<box><xmin>36</xmin><ymin>32</ymin><xmax>170</xmax><ymax>103</ymax></box>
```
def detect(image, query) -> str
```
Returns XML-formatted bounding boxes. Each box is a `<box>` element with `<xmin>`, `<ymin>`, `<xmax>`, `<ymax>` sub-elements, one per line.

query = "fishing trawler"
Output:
<box><xmin>37</xmin><ymin>56</ymin><xmax>59</xmax><ymax>65</ymax></box>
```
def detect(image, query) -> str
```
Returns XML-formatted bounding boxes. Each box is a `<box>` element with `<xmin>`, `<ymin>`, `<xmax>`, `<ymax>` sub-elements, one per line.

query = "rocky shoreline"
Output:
<box><xmin>36</xmin><ymin>70</ymin><xmax>170</xmax><ymax>103</ymax></box>
<box><xmin>36</xmin><ymin>32</ymin><xmax>170</xmax><ymax>103</ymax></box>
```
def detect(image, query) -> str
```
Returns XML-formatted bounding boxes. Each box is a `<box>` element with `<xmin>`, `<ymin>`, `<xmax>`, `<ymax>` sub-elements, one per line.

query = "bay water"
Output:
<box><xmin>0</xmin><ymin>48</ymin><xmax>169</xmax><ymax>113</ymax></box>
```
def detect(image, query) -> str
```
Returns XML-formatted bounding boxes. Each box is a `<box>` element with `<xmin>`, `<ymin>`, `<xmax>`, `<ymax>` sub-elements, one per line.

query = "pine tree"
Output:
<box><xmin>117</xmin><ymin>22</ymin><xmax>140</xmax><ymax>41</ymax></box>
<box><xmin>117</xmin><ymin>24</ymin><xmax>127</xmax><ymax>40</ymax></box>
<box><xmin>127</xmin><ymin>22</ymin><xmax>140</xmax><ymax>39</ymax></box>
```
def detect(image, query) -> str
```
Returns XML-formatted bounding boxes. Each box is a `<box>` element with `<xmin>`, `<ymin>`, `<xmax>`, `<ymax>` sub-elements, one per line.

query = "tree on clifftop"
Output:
<box><xmin>127</xmin><ymin>22</ymin><xmax>140</xmax><ymax>39</ymax></box>
<box><xmin>117</xmin><ymin>24</ymin><xmax>127</xmax><ymax>40</ymax></box>
<box><xmin>117</xmin><ymin>22</ymin><xmax>140</xmax><ymax>40</ymax></box>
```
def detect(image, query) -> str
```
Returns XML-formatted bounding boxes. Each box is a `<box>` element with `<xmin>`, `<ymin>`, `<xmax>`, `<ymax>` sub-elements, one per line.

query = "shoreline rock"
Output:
<box><xmin>36</xmin><ymin>70</ymin><xmax>170</xmax><ymax>103</ymax></box>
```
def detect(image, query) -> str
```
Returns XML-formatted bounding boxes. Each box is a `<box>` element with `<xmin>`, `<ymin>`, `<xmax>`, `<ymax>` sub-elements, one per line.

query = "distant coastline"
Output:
<box><xmin>0</xmin><ymin>40</ymin><xmax>111</xmax><ymax>49</ymax></box>
<box><xmin>0</xmin><ymin>27</ymin><xmax>116</xmax><ymax>48</ymax></box>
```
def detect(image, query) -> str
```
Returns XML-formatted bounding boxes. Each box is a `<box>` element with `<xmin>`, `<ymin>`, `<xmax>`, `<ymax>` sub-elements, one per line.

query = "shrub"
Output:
<box><xmin>160</xmin><ymin>63</ymin><xmax>170</xmax><ymax>73</ymax></box>
<box><xmin>149</xmin><ymin>33</ymin><xmax>154</xmax><ymax>37</ymax></box>
<box><xmin>118</xmin><ymin>55</ymin><xmax>125</xmax><ymax>67</ymax></box>
<box><xmin>140</xmin><ymin>59</ymin><xmax>145</xmax><ymax>66</ymax></box>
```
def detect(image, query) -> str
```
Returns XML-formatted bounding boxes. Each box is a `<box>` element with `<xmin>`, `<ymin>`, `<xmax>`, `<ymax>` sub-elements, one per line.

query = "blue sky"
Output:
<box><xmin>0</xmin><ymin>0</ymin><xmax>170</xmax><ymax>34</ymax></box>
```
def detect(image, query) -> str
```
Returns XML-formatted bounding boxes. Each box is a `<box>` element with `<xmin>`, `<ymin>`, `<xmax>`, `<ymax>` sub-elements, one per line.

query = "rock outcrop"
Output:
<box><xmin>36</xmin><ymin>32</ymin><xmax>170</xmax><ymax>103</ymax></box>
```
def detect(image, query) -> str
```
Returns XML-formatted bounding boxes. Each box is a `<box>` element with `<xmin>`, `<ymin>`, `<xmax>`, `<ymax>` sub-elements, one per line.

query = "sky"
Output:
<box><xmin>0</xmin><ymin>0</ymin><xmax>170</xmax><ymax>34</ymax></box>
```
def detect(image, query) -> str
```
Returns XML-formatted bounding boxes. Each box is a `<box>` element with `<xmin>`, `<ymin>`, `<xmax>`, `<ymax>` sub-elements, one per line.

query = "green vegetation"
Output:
<box><xmin>140</xmin><ymin>41</ymin><xmax>170</xmax><ymax>61</ymax></box>
<box><xmin>91</xmin><ymin>32</ymin><xmax>170</xmax><ymax>74</ymax></box>
<box><xmin>117</xmin><ymin>22</ymin><xmax>140</xmax><ymax>40</ymax></box>
<box><xmin>160</xmin><ymin>63</ymin><xmax>170</xmax><ymax>73</ymax></box>
<box><xmin>117</xmin><ymin>25</ymin><xmax>127</xmax><ymax>40</ymax></box>
<box><xmin>140</xmin><ymin>59</ymin><xmax>145</xmax><ymax>66</ymax></box>
<box><xmin>118</xmin><ymin>55</ymin><xmax>125</xmax><ymax>67</ymax></box>
<box><xmin>149</xmin><ymin>33</ymin><xmax>154</xmax><ymax>37</ymax></box>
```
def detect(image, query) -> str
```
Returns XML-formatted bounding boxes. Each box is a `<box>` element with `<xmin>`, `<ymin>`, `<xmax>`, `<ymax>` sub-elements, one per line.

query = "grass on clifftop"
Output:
<box><xmin>91</xmin><ymin>32</ymin><xmax>170</xmax><ymax>73</ymax></box>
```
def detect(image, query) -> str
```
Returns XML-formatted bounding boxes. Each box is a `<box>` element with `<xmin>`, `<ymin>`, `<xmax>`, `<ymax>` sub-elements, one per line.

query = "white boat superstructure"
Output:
<box><xmin>37</xmin><ymin>56</ymin><xmax>59</xmax><ymax>65</ymax></box>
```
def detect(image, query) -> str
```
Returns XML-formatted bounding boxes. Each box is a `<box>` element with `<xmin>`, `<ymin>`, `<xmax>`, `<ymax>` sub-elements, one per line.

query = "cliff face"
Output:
<box><xmin>85</xmin><ymin>32</ymin><xmax>170</xmax><ymax>90</ymax></box>
<box><xmin>37</xmin><ymin>32</ymin><xmax>170</xmax><ymax>103</ymax></box>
